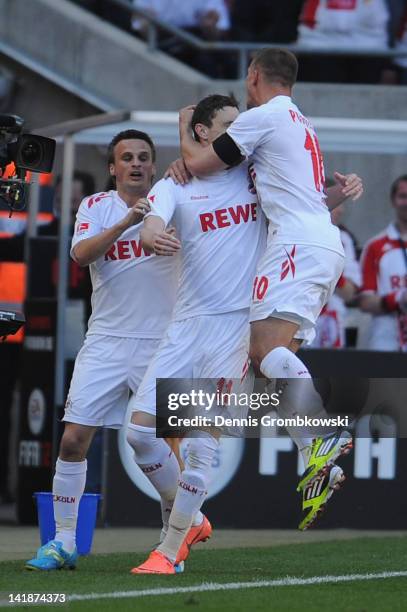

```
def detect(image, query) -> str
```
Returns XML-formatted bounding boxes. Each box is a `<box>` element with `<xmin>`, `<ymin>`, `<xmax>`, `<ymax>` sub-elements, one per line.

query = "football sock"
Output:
<box><xmin>157</xmin><ymin>431</ymin><xmax>218</xmax><ymax>562</ymax></box>
<box><xmin>127</xmin><ymin>424</ymin><xmax>180</xmax><ymax>536</ymax></box>
<box><xmin>261</xmin><ymin>346</ymin><xmax>334</xmax><ymax>465</ymax></box>
<box><xmin>53</xmin><ymin>458</ymin><xmax>87</xmax><ymax>554</ymax></box>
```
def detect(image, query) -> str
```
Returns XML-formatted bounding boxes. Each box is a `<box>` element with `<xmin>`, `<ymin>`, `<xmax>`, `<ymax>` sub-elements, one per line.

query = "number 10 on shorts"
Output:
<box><xmin>252</xmin><ymin>275</ymin><xmax>269</xmax><ymax>301</ymax></box>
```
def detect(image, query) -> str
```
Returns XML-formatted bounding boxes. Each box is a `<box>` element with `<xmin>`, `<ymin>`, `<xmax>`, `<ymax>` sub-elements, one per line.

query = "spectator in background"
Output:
<box><xmin>297</xmin><ymin>0</ymin><xmax>391</xmax><ymax>83</ymax></box>
<box><xmin>359</xmin><ymin>175</ymin><xmax>407</xmax><ymax>351</ymax></box>
<box><xmin>132</xmin><ymin>0</ymin><xmax>231</xmax><ymax>77</ymax></box>
<box><xmin>313</xmin><ymin>178</ymin><xmax>361</xmax><ymax>348</ymax></box>
<box><xmin>230</xmin><ymin>0</ymin><xmax>303</xmax><ymax>43</ymax></box>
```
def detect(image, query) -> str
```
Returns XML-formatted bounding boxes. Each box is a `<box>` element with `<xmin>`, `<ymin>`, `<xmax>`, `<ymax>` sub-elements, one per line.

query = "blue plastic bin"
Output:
<box><xmin>34</xmin><ymin>492</ymin><xmax>101</xmax><ymax>555</ymax></box>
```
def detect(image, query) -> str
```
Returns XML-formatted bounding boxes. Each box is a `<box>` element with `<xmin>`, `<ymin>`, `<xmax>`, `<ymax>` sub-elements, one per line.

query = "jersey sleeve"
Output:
<box><xmin>360</xmin><ymin>241</ymin><xmax>378</xmax><ymax>294</ymax></box>
<box><xmin>70</xmin><ymin>195</ymin><xmax>104</xmax><ymax>258</ymax></box>
<box><xmin>145</xmin><ymin>178</ymin><xmax>177</xmax><ymax>227</ymax></box>
<box><xmin>226</xmin><ymin>106</ymin><xmax>272</xmax><ymax>158</ymax></box>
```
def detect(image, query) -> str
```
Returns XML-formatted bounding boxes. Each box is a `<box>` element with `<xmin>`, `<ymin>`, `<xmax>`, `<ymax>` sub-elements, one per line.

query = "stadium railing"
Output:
<box><xmin>93</xmin><ymin>0</ymin><xmax>407</xmax><ymax>79</ymax></box>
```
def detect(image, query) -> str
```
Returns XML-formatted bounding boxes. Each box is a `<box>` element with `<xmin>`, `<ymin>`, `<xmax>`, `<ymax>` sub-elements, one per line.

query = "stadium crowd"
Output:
<box><xmin>72</xmin><ymin>0</ymin><xmax>407</xmax><ymax>82</ymax></box>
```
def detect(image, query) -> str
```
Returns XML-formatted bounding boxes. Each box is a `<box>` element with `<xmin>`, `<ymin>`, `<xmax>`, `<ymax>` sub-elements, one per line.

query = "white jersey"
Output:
<box><xmin>71</xmin><ymin>190</ymin><xmax>179</xmax><ymax>338</ymax></box>
<box><xmin>147</xmin><ymin>164</ymin><xmax>266</xmax><ymax>321</ymax></box>
<box><xmin>227</xmin><ymin>96</ymin><xmax>344</xmax><ymax>256</ymax></box>
<box><xmin>298</xmin><ymin>0</ymin><xmax>389</xmax><ymax>49</ymax></box>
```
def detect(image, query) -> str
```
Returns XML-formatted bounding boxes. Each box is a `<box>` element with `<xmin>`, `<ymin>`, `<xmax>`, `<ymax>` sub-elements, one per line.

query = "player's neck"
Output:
<box><xmin>396</xmin><ymin>219</ymin><xmax>407</xmax><ymax>239</ymax></box>
<box><xmin>258</xmin><ymin>84</ymin><xmax>291</xmax><ymax>106</ymax></box>
<box><xmin>117</xmin><ymin>186</ymin><xmax>148</xmax><ymax>207</ymax></box>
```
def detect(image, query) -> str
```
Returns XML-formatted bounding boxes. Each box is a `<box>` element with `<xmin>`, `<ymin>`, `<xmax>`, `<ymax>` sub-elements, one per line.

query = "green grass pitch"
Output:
<box><xmin>0</xmin><ymin>537</ymin><xmax>406</xmax><ymax>611</ymax></box>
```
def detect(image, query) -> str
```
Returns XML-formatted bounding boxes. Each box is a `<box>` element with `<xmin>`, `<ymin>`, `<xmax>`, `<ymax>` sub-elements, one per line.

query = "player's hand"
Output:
<box><xmin>152</xmin><ymin>230</ymin><xmax>181</xmax><ymax>256</ymax></box>
<box><xmin>179</xmin><ymin>106</ymin><xmax>196</xmax><ymax>128</ymax></box>
<box><xmin>334</xmin><ymin>172</ymin><xmax>363</xmax><ymax>201</ymax></box>
<box><xmin>124</xmin><ymin>197</ymin><xmax>151</xmax><ymax>227</ymax></box>
<box><xmin>164</xmin><ymin>158</ymin><xmax>191</xmax><ymax>185</ymax></box>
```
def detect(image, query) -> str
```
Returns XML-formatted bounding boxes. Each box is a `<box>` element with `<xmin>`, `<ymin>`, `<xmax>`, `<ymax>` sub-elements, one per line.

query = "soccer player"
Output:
<box><xmin>359</xmin><ymin>174</ymin><xmax>407</xmax><ymax>350</ymax></box>
<box><xmin>25</xmin><ymin>130</ymin><xmax>179</xmax><ymax>570</ymax></box>
<box><xmin>127</xmin><ymin>94</ymin><xmax>267</xmax><ymax>574</ymax></box>
<box><xmin>178</xmin><ymin>48</ymin><xmax>363</xmax><ymax>529</ymax></box>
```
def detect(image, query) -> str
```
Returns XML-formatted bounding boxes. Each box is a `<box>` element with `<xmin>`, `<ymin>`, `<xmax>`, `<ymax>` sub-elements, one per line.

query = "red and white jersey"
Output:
<box><xmin>313</xmin><ymin>228</ymin><xmax>361</xmax><ymax>348</ymax></box>
<box><xmin>395</xmin><ymin>8</ymin><xmax>407</xmax><ymax>68</ymax></box>
<box><xmin>146</xmin><ymin>164</ymin><xmax>267</xmax><ymax>321</ymax></box>
<box><xmin>360</xmin><ymin>223</ymin><xmax>407</xmax><ymax>351</ymax></box>
<box><xmin>298</xmin><ymin>0</ymin><xmax>389</xmax><ymax>49</ymax></box>
<box><xmin>71</xmin><ymin>190</ymin><xmax>179</xmax><ymax>338</ymax></box>
<box><xmin>227</xmin><ymin>96</ymin><xmax>343</xmax><ymax>256</ymax></box>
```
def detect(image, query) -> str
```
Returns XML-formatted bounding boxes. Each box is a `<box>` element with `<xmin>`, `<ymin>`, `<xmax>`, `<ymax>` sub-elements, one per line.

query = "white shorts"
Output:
<box><xmin>250</xmin><ymin>245</ymin><xmax>345</xmax><ymax>344</ymax></box>
<box><xmin>130</xmin><ymin>310</ymin><xmax>252</xmax><ymax>416</ymax></box>
<box><xmin>63</xmin><ymin>334</ymin><xmax>161</xmax><ymax>429</ymax></box>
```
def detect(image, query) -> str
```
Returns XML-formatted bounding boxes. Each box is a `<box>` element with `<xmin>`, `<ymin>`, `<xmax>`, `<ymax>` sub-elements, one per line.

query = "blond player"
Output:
<box><xmin>179</xmin><ymin>48</ymin><xmax>363</xmax><ymax>529</ymax></box>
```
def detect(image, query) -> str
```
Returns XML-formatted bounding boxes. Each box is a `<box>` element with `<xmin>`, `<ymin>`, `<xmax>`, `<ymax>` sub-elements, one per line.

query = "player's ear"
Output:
<box><xmin>109</xmin><ymin>163</ymin><xmax>115</xmax><ymax>177</ymax></box>
<box><xmin>194</xmin><ymin>123</ymin><xmax>208</xmax><ymax>142</ymax></box>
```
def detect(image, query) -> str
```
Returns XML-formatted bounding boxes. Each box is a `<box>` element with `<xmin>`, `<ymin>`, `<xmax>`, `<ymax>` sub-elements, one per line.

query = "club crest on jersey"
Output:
<box><xmin>280</xmin><ymin>245</ymin><xmax>296</xmax><ymax>281</ymax></box>
<box><xmin>148</xmin><ymin>195</ymin><xmax>155</xmax><ymax>203</ymax></box>
<box><xmin>76</xmin><ymin>222</ymin><xmax>89</xmax><ymax>235</ymax></box>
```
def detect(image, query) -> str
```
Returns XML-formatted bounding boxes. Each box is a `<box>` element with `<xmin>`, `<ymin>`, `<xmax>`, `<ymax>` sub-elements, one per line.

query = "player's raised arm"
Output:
<box><xmin>72</xmin><ymin>198</ymin><xmax>150</xmax><ymax>267</ymax></box>
<box><xmin>325</xmin><ymin>172</ymin><xmax>364</xmax><ymax>211</ymax></box>
<box><xmin>179</xmin><ymin>106</ymin><xmax>242</xmax><ymax>175</ymax></box>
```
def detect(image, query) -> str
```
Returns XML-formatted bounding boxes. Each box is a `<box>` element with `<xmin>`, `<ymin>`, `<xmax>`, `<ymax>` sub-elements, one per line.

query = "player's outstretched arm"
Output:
<box><xmin>179</xmin><ymin>106</ymin><xmax>228</xmax><ymax>175</ymax></box>
<box><xmin>141</xmin><ymin>216</ymin><xmax>181</xmax><ymax>256</ymax></box>
<box><xmin>73</xmin><ymin>198</ymin><xmax>150</xmax><ymax>266</ymax></box>
<box><xmin>325</xmin><ymin>172</ymin><xmax>363</xmax><ymax>211</ymax></box>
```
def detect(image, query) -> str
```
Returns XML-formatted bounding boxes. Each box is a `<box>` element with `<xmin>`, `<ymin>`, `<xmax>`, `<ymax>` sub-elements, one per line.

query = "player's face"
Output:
<box><xmin>206</xmin><ymin>106</ymin><xmax>239</xmax><ymax>143</ymax></box>
<box><xmin>110</xmin><ymin>139</ymin><xmax>155</xmax><ymax>194</ymax></box>
<box><xmin>246</xmin><ymin>63</ymin><xmax>259</xmax><ymax>109</ymax></box>
<box><xmin>392</xmin><ymin>180</ymin><xmax>407</xmax><ymax>224</ymax></box>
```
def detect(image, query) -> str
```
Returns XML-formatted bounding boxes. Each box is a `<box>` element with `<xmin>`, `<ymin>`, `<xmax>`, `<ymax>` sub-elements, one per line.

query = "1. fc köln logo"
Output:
<box><xmin>280</xmin><ymin>246</ymin><xmax>296</xmax><ymax>281</ymax></box>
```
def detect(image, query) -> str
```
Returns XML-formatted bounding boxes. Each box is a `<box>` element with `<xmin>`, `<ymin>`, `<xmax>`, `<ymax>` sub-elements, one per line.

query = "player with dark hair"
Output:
<box><xmin>178</xmin><ymin>48</ymin><xmax>363</xmax><ymax>529</ymax></box>
<box><xmin>25</xmin><ymin>130</ymin><xmax>179</xmax><ymax>570</ymax></box>
<box><xmin>127</xmin><ymin>94</ymin><xmax>266</xmax><ymax>574</ymax></box>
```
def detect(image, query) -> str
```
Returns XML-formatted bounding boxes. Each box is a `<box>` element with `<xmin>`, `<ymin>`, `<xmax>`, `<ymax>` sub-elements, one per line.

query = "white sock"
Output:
<box><xmin>157</xmin><ymin>432</ymin><xmax>218</xmax><ymax>562</ymax></box>
<box><xmin>261</xmin><ymin>346</ymin><xmax>334</xmax><ymax>462</ymax></box>
<box><xmin>127</xmin><ymin>424</ymin><xmax>180</xmax><ymax>536</ymax></box>
<box><xmin>53</xmin><ymin>458</ymin><xmax>87</xmax><ymax>554</ymax></box>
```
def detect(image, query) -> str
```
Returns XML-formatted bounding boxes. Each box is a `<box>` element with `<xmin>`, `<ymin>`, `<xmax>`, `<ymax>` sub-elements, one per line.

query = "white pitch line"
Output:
<box><xmin>0</xmin><ymin>571</ymin><xmax>405</xmax><ymax>607</ymax></box>
<box><xmin>66</xmin><ymin>570</ymin><xmax>407</xmax><ymax>602</ymax></box>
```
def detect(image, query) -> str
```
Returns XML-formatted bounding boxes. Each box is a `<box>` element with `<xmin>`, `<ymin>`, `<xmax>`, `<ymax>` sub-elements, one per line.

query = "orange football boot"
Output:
<box><xmin>175</xmin><ymin>515</ymin><xmax>212</xmax><ymax>565</ymax></box>
<box><xmin>131</xmin><ymin>550</ymin><xmax>175</xmax><ymax>575</ymax></box>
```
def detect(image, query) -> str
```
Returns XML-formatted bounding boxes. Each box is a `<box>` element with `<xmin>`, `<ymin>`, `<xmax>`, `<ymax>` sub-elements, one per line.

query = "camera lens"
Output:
<box><xmin>20</xmin><ymin>139</ymin><xmax>42</xmax><ymax>167</ymax></box>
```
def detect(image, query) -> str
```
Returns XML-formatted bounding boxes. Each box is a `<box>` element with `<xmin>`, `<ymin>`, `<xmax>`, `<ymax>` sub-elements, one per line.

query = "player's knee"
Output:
<box><xmin>59</xmin><ymin>428</ymin><xmax>90</xmax><ymax>461</ymax></box>
<box><xmin>184</xmin><ymin>432</ymin><xmax>218</xmax><ymax>473</ymax></box>
<box><xmin>126</xmin><ymin>423</ymin><xmax>158</xmax><ymax>463</ymax></box>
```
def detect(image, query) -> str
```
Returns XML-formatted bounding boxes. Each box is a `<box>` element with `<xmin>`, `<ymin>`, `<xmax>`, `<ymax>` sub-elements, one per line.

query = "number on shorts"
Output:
<box><xmin>252</xmin><ymin>275</ymin><xmax>269</xmax><ymax>300</ymax></box>
<box><xmin>304</xmin><ymin>128</ymin><xmax>324</xmax><ymax>192</ymax></box>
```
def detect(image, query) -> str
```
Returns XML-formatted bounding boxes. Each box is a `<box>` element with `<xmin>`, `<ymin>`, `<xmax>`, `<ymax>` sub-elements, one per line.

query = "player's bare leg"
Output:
<box><xmin>250</xmin><ymin>316</ymin><xmax>352</xmax><ymax>525</ymax></box>
<box><xmin>25</xmin><ymin>423</ymin><xmax>97</xmax><ymax>570</ymax></box>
